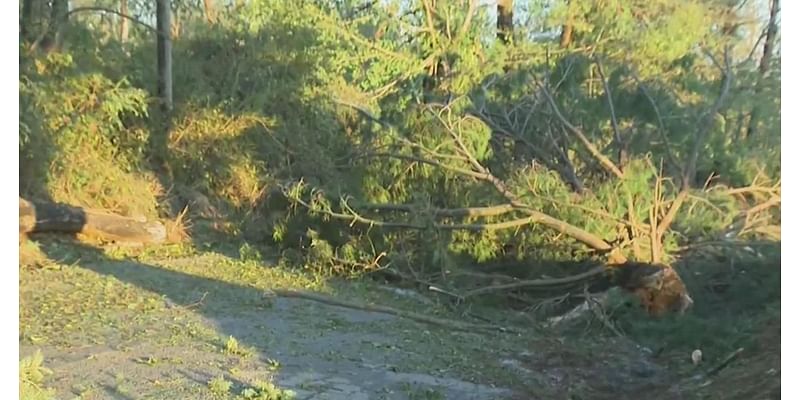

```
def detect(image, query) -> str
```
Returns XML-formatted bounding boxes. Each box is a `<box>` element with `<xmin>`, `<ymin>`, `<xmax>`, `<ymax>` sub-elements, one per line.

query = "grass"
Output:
<box><xmin>224</xmin><ymin>336</ymin><xmax>254</xmax><ymax>358</ymax></box>
<box><xmin>19</xmin><ymin>236</ymin><xmax>780</xmax><ymax>399</ymax></box>
<box><xmin>207</xmin><ymin>375</ymin><xmax>233</xmax><ymax>397</ymax></box>
<box><xmin>236</xmin><ymin>380</ymin><xmax>297</xmax><ymax>400</ymax></box>
<box><xmin>19</xmin><ymin>351</ymin><xmax>56</xmax><ymax>400</ymax></box>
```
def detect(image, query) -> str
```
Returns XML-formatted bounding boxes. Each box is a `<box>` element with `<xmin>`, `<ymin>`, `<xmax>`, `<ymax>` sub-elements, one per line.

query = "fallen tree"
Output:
<box><xmin>19</xmin><ymin>197</ymin><xmax>179</xmax><ymax>245</ymax></box>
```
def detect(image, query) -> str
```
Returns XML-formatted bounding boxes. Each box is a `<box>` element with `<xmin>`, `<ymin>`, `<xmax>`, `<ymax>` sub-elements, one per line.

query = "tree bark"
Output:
<box><xmin>19</xmin><ymin>197</ymin><xmax>169</xmax><ymax>245</ymax></box>
<box><xmin>559</xmin><ymin>0</ymin><xmax>574</xmax><ymax>48</ymax></box>
<box><xmin>746</xmin><ymin>0</ymin><xmax>779</xmax><ymax>138</ymax></box>
<box><xmin>156</xmin><ymin>0</ymin><xmax>173</xmax><ymax>111</ymax></box>
<box><xmin>119</xmin><ymin>0</ymin><xmax>129</xmax><ymax>42</ymax></box>
<box><xmin>203</xmin><ymin>0</ymin><xmax>216</xmax><ymax>23</ymax></box>
<box><xmin>21</xmin><ymin>0</ymin><xmax>34</xmax><ymax>40</ymax></box>
<box><xmin>44</xmin><ymin>0</ymin><xmax>69</xmax><ymax>51</ymax></box>
<box><xmin>496</xmin><ymin>0</ymin><xmax>513</xmax><ymax>44</ymax></box>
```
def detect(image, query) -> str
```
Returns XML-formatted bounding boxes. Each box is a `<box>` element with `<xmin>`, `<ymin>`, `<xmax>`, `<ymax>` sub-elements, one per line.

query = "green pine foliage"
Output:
<box><xmin>19</xmin><ymin>0</ymin><xmax>779</xmax><ymax>277</ymax></box>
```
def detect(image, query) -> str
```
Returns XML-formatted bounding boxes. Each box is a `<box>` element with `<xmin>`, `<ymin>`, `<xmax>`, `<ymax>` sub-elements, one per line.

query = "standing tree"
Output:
<box><xmin>746</xmin><ymin>0</ymin><xmax>780</xmax><ymax>138</ymax></box>
<box><xmin>156</xmin><ymin>0</ymin><xmax>173</xmax><ymax>111</ymax></box>
<box><xmin>203</xmin><ymin>0</ymin><xmax>216</xmax><ymax>23</ymax></box>
<box><xmin>119</xmin><ymin>0</ymin><xmax>129</xmax><ymax>42</ymax></box>
<box><xmin>497</xmin><ymin>0</ymin><xmax>513</xmax><ymax>44</ymax></box>
<box><xmin>20</xmin><ymin>0</ymin><xmax>34</xmax><ymax>40</ymax></box>
<box><xmin>42</xmin><ymin>0</ymin><xmax>69</xmax><ymax>52</ymax></box>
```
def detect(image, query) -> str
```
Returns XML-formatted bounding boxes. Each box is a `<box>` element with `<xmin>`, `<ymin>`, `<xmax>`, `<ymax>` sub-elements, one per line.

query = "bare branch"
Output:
<box><xmin>632</xmin><ymin>76</ymin><xmax>682</xmax><ymax>173</ymax></box>
<box><xmin>464</xmin><ymin>266</ymin><xmax>606</xmax><ymax>298</ymax></box>
<box><xmin>428</xmin><ymin>107</ymin><xmax>623</xmax><ymax>259</ymax></box>
<box><xmin>685</xmin><ymin>48</ymin><xmax>733</xmax><ymax>187</ymax></box>
<box><xmin>649</xmin><ymin>49</ymin><xmax>735</xmax><ymax>252</ymax></box>
<box><xmin>537</xmin><ymin>81</ymin><xmax>625</xmax><ymax>178</ymax></box>
<box><xmin>594</xmin><ymin>57</ymin><xmax>626</xmax><ymax>166</ymax></box>
<box><xmin>355</xmin><ymin>203</ymin><xmax>517</xmax><ymax>218</ymax></box>
<box><xmin>359</xmin><ymin>152</ymin><xmax>490</xmax><ymax>180</ymax></box>
<box><xmin>457</xmin><ymin>0</ymin><xmax>478</xmax><ymax>40</ymax></box>
<box><xmin>28</xmin><ymin>5</ymin><xmax>164</xmax><ymax>54</ymax></box>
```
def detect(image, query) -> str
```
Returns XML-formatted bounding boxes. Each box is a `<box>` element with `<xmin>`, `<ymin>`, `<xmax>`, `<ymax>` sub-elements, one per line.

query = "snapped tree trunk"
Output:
<box><xmin>496</xmin><ymin>0</ymin><xmax>513</xmax><ymax>44</ymax></box>
<box><xmin>119</xmin><ymin>0</ymin><xmax>129</xmax><ymax>43</ymax></box>
<box><xmin>746</xmin><ymin>0</ymin><xmax>779</xmax><ymax>138</ymax></box>
<box><xmin>156</xmin><ymin>0</ymin><xmax>173</xmax><ymax>111</ymax></box>
<box><xmin>19</xmin><ymin>197</ymin><xmax>170</xmax><ymax>245</ymax></box>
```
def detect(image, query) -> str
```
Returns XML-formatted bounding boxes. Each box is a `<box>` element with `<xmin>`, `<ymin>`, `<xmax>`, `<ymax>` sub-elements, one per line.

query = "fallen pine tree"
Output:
<box><xmin>19</xmin><ymin>197</ymin><xmax>183</xmax><ymax>245</ymax></box>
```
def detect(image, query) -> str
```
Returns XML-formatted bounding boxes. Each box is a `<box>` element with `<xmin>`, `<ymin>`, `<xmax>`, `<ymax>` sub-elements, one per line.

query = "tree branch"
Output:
<box><xmin>464</xmin><ymin>266</ymin><xmax>606</xmax><ymax>298</ymax></box>
<box><xmin>429</xmin><ymin>107</ymin><xmax>622</xmax><ymax>259</ymax></box>
<box><xmin>537</xmin><ymin>81</ymin><xmax>625</xmax><ymax>178</ymax></box>
<box><xmin>685</xmin><ymin>48</ymin><xmax>733</xmax><ymax>187</ymax></box>
<box><xmin>632</xmin><ymin>76</ymin><xmax>682</xmax><ymax>174</ymax></box>
<box><xmin>355</xmin><ymin>203</ymin><xmax>516</xmax><ymax>218</ymax></box>
<box><xmin>594</xmin><ymin>56</ymin><xmax>626</xmax><ymax>167</ymax></box>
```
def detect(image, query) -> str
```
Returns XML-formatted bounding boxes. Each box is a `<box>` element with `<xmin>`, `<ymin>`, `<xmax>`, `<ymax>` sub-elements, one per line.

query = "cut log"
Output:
<box><xmin>19</xmin><ymin>197</ymin><xmax>168</xmax><ymax>245</ymax></box>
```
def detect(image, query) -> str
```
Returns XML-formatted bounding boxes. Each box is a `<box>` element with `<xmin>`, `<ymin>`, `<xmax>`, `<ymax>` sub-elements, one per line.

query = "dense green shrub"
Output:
<box><xmin>20</xmin><ymin>0</ymin><xmax>779</xmax><ymax>278</ymax></box>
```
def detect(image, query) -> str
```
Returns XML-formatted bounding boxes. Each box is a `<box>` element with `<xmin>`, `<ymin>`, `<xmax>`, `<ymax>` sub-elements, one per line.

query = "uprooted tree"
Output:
<box><xmin>270</xmin><ymin>0</ymin><xmax>779</xmax><ymax>317</ymax></box>
<box><xmin>19</xmin><ymin>0</ymin><xmax>780</xmax><ymax>319</ymax></box>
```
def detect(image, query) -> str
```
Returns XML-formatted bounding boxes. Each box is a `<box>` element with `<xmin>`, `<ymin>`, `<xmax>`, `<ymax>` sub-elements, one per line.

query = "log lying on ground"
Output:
<box><xmin>19</xmin><ymin>197</ymin><xmax>169</xmax><ymax>245</ymax></box>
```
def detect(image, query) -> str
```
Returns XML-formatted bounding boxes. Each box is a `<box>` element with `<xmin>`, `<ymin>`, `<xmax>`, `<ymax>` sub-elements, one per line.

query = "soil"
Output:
<box><xmin>20</xmin><ymin>243</ymin><xmax>775</xmax><ymax>399</ymax></box>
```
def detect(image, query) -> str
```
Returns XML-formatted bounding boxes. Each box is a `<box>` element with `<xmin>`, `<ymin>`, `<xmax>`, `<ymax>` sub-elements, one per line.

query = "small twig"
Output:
<box><xmin>704</xmin><ymin>347</ymin><xmax>745</xmax><ymax>378</ymax></box>
<box><xmin>165</xmin><ymin>292</ymin><xmax>208</xmax><ymax>310</ymax></box>
<box><xmin>584</xmin><ymin>286</ymin><xmax>625</xmax><ymax>338</ymax></box>
<box><xmin>428</xmin><ymin>285</ymin><xmax>464</xmax><ymax>302</ymax></box>
<box><xmin>183</xmin><ymin>292</ymin><xmax>208</xmax><ymax>310</ymax></box>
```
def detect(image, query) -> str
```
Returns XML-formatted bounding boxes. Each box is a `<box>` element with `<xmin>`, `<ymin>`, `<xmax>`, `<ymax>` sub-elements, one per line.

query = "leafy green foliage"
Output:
<box><xmin>237</xmin><ymin>380</ymin><xmax>296</xmax><ymax>400</ymax></box>
<box><xmin>20</xmin><ymin>0</ymin><xmax>779</xmax><ymax>288</ymax></box>
<box><xmin>224</xmin><ymin>335</ymin><xmax>254</xmax><ymax>358</ymax></box>
<box><xmin>208</xmin><ymin>375</ymin><xmax>233</xmax><ymax>397</ymax></box>
<box><xmin>20</xmin><ymin>52</ymin><xmax>157</xmax><ymax>217</ymax></box>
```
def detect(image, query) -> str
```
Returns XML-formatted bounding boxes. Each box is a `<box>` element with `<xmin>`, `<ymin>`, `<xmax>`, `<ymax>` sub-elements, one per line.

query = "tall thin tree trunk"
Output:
<box><xmin>497</xmin><ymin>0</ymin><xmax>513</xmax><ymax>44</ymax></box>
<box><xmin>21</xmin><ymin>0</ymin><xmax>34</xmax><ymax>40</ymax></box>
<box><xmin>44</xmin><ymin>0</ymin><xmax>68</xmax><ymax>51</ymax></box>
<box><xmin>156</xmin><ymin>0</ymin><xmax>173</xmax><ymax>111</ymax></box>
<box><xmin>746</xmin><ymin>0</ymin><xmax>779</xmax><ymax>138</ymax></box>
<box><xmin>119</xmin><ymin>0</ymin><xmax>129</xmax><ymax>42</ymax></box>
<box><xmin>204</xmin><ymin>0</ymin><xmax>216</xmax><ymax>23</ymax></box>
<box><xmin>559</xmin><ymin>0</ymin><xmax>573</xmax><ymax>48</ymax></box>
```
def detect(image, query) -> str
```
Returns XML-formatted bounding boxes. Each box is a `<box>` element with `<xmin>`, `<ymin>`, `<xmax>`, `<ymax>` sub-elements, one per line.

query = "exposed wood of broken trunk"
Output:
<box><xmin>19</xmin><ymin>197</ymin><xmax>170</xmax><ymax>245</ymax></box>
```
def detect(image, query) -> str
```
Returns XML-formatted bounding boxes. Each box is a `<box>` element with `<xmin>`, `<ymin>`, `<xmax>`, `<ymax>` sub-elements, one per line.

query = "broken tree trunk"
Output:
<box><xmin>19</xmin><ymin>197</ymin><xmax>169</xmax><ymax>245</ymax></box>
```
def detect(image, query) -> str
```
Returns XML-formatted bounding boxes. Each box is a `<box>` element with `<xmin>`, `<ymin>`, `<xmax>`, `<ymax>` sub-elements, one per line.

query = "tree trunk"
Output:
<box><xmin>203</xmin><ymin>0</ymin><xmax>216</xmax><ymax>23</ymax></box>
<box><xmin>559</xmin><ymin>24</ymin><xmax>573</xmax><ymax>48</ymax></box>
<box><xmin>496</xmin><ymin>0</ymin><xmax>513</xmax><ymax>44</ymax></box>
<box><xmin>19</xmin><ymin>197</ymin><xmax>170</xmax><ymax>245</ymax></box>
<box><xmin>21</xmin><ymin>0</ymin><xmax>34</xmax><ymax>40</ymax></box>
<box><xmin>746</xmin><ymin>0</ymin><xmax>779</xmax><ymax>138</ymax></box>
<box><xmin>156</xmin><ymin>0</ymin><xmax>173</xmax><ymax>111</ymax></box>
<box><xmin>559</xmin><ymin>0</ymin><xmax>573</xmax><ymax>48</ymax></box>
<box><xmin>119</xmin><ymin>0</ymin><xmax>129</xmax><ymax>42</ymax></box>
<box><xmin>44</xmin><ymin>0</ymin><xmax>69</xmax><ymax>51</ymax></box>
